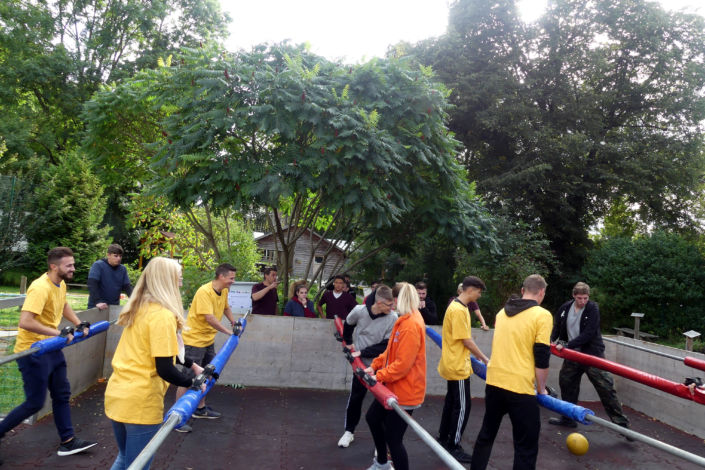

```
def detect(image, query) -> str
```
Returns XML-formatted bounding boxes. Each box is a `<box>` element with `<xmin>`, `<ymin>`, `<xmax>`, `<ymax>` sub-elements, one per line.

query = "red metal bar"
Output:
<box><xmin>334</xmin><ymin>316</ymin><xmax>398</xmax><ymax>409</ymax></box>
<box><xmin>684</xmin><ymin>356</ymin><xmax>705</xmax><ymax>373</ymax></box>
<box><xmin>551</xmin><ymin>345</ymin><xmax>705</xmax><ymax>405</ymax></box>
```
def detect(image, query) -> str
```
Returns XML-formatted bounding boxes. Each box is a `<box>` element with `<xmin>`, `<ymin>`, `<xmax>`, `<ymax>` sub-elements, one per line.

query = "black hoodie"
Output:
<box><xmin>503</xmin><ymin>297</ymin><xmax>539</xmax><ymax>317</ymax></box>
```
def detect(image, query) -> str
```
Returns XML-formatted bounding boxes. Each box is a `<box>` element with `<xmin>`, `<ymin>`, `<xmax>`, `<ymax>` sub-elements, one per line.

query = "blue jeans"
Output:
<box><xmin>0</xmin><ymin>350</ymin><xmax>73</xmax><ymax>442</ymax></box>
<box><xmin>110</xmin><ymin>420</ymin><xmax>162</xmax><ymax>470</ymax></box>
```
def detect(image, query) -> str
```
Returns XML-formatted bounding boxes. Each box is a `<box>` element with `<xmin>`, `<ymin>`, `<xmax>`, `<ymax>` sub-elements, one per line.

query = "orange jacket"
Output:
<box><xmin>371</xmin><ymin>310</ymin><xmax>427</xmax><ymax>406</ymax></box>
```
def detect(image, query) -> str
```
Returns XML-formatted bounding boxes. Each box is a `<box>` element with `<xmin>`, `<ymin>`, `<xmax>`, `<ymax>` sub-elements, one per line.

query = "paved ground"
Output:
<box><xmin>1</xmin><ymin>382</ymin><xmax>704</xmax><ymax>469</ymax></box>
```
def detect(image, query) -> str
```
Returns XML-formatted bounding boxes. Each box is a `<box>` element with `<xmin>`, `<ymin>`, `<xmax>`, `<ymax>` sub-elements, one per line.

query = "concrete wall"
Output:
<box><xmin>212</xmin><ymin>316</ymin><xmax>597</xmax><ymax>400</ymax></box>
<box><xmin>37</xmin><ymin>307</ymin><xmax>109</xmax><ymax>419</ymax></box>
<box><xmin>75</xmin><ymin>311</ymin><xmax>705</xmax><ymax>439</ymax></box>
<box><xmin>608</xmin><ymin>337</ymin><xmax>705</xmax><ymax>439</ymax></box>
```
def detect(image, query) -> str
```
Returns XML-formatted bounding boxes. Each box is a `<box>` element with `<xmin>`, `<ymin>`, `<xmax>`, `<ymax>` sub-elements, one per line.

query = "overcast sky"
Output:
<box><xmin>223</xmin><ymin>0</ymin><xmax>704</xmax><ymax>63</ymax></box>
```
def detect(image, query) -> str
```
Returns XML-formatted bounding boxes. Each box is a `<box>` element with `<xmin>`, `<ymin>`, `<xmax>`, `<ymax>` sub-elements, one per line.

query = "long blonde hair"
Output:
<box><xmin>117</xmin><ymin>257</ymin><xmax>185</xmax><ymax>329</ymax></box>
<box><xmin>395</xmin><ymin>282</ymin><xmax>420</xmax><ymax>316</ymax></box>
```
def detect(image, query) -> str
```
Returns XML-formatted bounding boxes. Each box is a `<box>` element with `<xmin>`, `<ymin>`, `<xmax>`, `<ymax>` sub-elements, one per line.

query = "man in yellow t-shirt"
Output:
<box><xmin>471</xmin><ymin>274</ymin><xmax>552</xmax><ymax>470</ymax></box>
<box><xmin>437</xmin><ymin>276</ymin><xmax>490</xmax><ymax>464</ymax></box>
<box><xmin>0</xmin><ymin>247</ymin><xmax>97</xmax><ymax>459</ymax></box>
<box><xmin>174</xmin><ymin>263</ymin><xmax>237</xmax><ymax>432</ymax></box>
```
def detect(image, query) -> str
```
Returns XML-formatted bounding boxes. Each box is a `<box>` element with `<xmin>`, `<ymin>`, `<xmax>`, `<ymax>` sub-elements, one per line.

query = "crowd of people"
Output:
<box><xmin>0</xmin><ymin>244</ymin><xmax>642</xmax><ymax>470</ymax></box>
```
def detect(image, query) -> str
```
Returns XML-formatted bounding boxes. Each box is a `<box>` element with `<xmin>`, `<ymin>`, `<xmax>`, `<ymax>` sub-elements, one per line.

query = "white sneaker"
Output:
<box><xmin>366</xmin><ymin>458</ymin><xmax>393</xmax><ymax>470</ymax></box>
<box><xmin>337</xmin><ymin>431</ymin><xmax>354</xmax><ymax>448</ymax></box>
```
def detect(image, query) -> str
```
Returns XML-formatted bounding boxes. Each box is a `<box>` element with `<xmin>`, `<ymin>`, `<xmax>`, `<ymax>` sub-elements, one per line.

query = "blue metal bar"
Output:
<box><xmin>127</xmin><ymin>313</ymin><xmax>249</xmax><ymax>470</ymax></box>
<box><xmin>0</xmin><ymin>321</ymin><xmax>111</xmax><ymax>366</ymax></box>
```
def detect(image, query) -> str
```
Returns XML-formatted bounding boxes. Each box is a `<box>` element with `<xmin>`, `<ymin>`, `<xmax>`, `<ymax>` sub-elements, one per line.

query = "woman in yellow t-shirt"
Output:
<box><xmin>104</xmin><ymin>257</ymin><xmax>203</xmax><ymax>470</ymax></box>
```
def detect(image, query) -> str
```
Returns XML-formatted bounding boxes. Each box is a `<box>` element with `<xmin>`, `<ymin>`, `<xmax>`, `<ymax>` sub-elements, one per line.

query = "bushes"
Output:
<box><xmin>583</xmin><ymin>232</ymin><xmax>705</xmax><ymax>337</ymax></box>
<box><xmin>454</xmin><ymin>217</ymin><xmax>558</xmax><ymax>325</ymax></box>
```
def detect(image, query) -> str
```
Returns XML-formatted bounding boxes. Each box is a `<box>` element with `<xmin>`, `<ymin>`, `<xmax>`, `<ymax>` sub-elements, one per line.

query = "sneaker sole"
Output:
<box><xmin>192</xmin><ymin>414</ymin><xmax>220</xmax><ymax>419</ymax></box>
<box><xmin>57</xmin><ymin>442</ymin><xmax>97</xmax><ymax>456</ymax></box>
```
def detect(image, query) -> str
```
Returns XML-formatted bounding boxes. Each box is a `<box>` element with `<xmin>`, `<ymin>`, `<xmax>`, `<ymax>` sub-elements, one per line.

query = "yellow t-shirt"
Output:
<box><xmin>181</xmin><ymin>282</ymin><xmax>229</xmax><ymax>348</ymax></box>
<box><xmin>104</xmin><ymin>302</ymin><xmax>179</xmax><ymax>425</ymax></box>
<box><xmin>15</xmin><ymin>273</ymin><xmax>66</xmax><ymax>353</ymax></box>
<box><xmin>438</xmin><ymin>300</ymin><xmax>473</xmax><ymax>380</ymax></box>
<box><xmin>486</xmin><ymin>305</ymin><xmax>553</xmax><ymax>395</ymax></box>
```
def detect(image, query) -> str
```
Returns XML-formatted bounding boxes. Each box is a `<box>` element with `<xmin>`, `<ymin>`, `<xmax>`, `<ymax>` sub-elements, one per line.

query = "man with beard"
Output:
<box><xmin>0</xmin><ymin>247</ymin><xmax>97</xmax><ymax>462</ymax></box>
<box><xmin>175</xmin><ymin>263</ymin><xmax>238</xmax><ymax>432</ymax></box>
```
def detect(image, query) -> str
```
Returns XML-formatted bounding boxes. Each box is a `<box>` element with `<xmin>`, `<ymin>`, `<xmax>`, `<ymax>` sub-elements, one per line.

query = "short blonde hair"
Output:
<box><xmin>117</xmin><ymin>257</ymin><xmax>185</xmax><ymax>329</ymax></box>
<box><xmin>395</xmin><ymin>282</ymin><xmax>420</xmax><ymax>316</ymax></box>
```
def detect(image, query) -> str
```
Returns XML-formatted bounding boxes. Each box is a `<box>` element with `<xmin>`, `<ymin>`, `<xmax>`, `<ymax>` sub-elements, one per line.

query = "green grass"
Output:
<box><xmin>0</xmin><ymin>285</ymin><xmax>89</xmax><ymax>330</ymax></box>
<box><xmin>0</xmin><ymin>362</ymin><xmax>24</xmax><ymax>413</ymax></box>
<box><xmin>0</xmin><ymin>336</ymin><xmax>23</xmax><ymax>413</ymax></box>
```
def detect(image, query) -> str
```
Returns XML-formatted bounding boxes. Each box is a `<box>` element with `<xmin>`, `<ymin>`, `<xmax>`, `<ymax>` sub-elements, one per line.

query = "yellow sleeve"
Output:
<box><xmin>21</xmin><ymin>283</ymin><xmax>49</xmax><ymax>315</ymax></box>
<box><xmin>449</xmin><ymin>306</ymin><xmax>471</xmax><ymax>340</ymax></box>
<box><xmin>190</xmin><ymin>288</ymin><xmax>214</xmax><ymax>317</ymax></box>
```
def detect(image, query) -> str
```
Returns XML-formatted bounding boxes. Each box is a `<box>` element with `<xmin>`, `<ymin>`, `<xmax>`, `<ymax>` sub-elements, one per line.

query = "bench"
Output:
<box><xmin>613</xmin><ymin>327</ymin><xmax>659</xmax><ymax>341</ymax></box>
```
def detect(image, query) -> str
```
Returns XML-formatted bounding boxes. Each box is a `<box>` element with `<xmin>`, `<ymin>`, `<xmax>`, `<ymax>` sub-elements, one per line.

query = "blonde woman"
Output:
<box><xmin>364</xmin><ymin>282</ymin><xmax>427</xmax><ymax>470</ymax></box>
<box><xmin>104</xmin><ymin>257</ymin><xmax>204</xmax><ymax>470</ymax></box>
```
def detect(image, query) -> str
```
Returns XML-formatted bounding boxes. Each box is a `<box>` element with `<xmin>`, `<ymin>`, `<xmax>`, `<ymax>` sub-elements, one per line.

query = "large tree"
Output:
<box><xmin>0</xmin><ymin>0</ymin><xmax>230</xmax><ymax>164</ymax></box>
<box><xmin>0</xmin><ymin>1</ymin><xmax>230</xmax><ymax>270</ymax></box>
<box><xmin>411</xmin><ymin>0</ymin><xmax>705</xmax><ymax>285</ymax></box>
<box><xmin>85</xmin><ymin>43</ymin><xmax>498</xmax><ymax>291</ymax></box>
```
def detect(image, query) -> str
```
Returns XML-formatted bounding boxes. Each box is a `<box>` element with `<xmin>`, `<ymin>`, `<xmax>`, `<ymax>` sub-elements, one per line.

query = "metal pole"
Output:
<box><xmin>127</xmin><ymin>413</ymin><xmax>180</xmax><ymax>470</ymax></box>
<box><xmin>585</xmin><ymin>414</ymin><xmax>705</xmax><ymax>467</ymax></box>
<box><xmin>603</xmin><ymin>337</ymin><xmax>685</xmax><ymax>362</ymax></box>
<box><xmin>388</xmin><ymin>400</ymin><xmax>466</xmax><ymax>470</ymax></box>
<box><xmin>0</xmin><ymin>347</ymin><xmax>39</xmax><ymax>366</ymax></box>
<box><xmin>128</xmin><ymin>312</ymin><xmax>250</xmax><ymax>470</ymax></box>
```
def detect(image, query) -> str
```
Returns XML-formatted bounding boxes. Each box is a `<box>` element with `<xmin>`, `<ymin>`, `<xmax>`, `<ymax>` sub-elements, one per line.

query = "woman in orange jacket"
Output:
<box><xmin>364</xmin><ymin>282</ymin><xmax>427</xmax><ymax>470</ymax></box>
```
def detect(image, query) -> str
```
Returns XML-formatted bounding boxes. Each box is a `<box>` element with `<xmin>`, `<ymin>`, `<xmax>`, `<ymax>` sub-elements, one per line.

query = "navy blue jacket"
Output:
<box><xmin>551</xmin><ymin>299</ymin><xmax>605</xmax><ymax>357</ymax></box>
<box><xmin>87</xmin><ymin>258</ymin><xmax>133</xmax><ymax>308</ymax></box>
<box><xmin>283</xmin><ymin>299</ymin><xmax>316</xmax><ymax>317</ymax></box>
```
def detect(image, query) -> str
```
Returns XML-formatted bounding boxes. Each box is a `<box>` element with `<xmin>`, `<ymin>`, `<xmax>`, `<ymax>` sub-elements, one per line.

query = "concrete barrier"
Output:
<box><xmin>36</xmin><ymin>307</ymin><xmax>109</xmax><ymax>419</ymax></box>
<box><xmin>217</xmin><ymin>315</ymin><xmax>492</xmax><ymax>397</ymax></box>
<box><xmin>608</xmin><ymin>337</ymin><xmax>705</xmax><ymax>439</ymax></box>
<box><xmin>67</xmin><ymin>310</ymin><xmax>705</xmax><ymax>439</ymax></box>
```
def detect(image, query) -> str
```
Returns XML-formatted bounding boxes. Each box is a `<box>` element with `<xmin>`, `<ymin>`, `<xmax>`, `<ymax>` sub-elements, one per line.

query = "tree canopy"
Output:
<box><xmin>410</xmin><ymin>0</ymin><xmax>705</xmax><ymax>283</ymax></box>
<box><xmin>0</xmin><ymin>0</ymin><xmax>230</xmax><ymax>165</ymax></box>
<box><xmin>84</xmin><ymin>43</ymin><xmax>498</xmax><ymax>290</ymax></box>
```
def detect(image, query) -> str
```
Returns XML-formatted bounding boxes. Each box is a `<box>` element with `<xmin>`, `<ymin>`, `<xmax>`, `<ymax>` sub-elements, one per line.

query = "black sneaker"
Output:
<box><xmin>192</xmin><ymin>406</ymin><xmax>221</xmax><ymax>419</ymax></box>
<box><xmin>449</xmin><ymin>445</ymin><xmax>472</xmax><ymax>463</ymax></box>
<box><xmin>548</xmin><ymin>416</ymin><xmax>578</xmax><ymax>428</ymax></box>
<box><xmin>57</xmin><ymin>437</ymin><xmax>98</xmax><ymax>456</ymax></box>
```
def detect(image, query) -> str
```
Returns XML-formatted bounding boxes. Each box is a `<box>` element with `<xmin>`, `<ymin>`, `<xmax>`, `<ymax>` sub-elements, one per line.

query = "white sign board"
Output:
<box><xmin>228</xmin><ymin>281</ymin><xmax>256</xmax><ymax>314</ymax></box>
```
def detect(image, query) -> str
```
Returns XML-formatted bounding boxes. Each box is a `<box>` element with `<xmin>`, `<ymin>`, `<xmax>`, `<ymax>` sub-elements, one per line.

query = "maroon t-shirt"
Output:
<box><xmin>318</xmin><ymin>290</ymin><xmax>357</xmax><ymax>320</ymax></box>
<box><xmin>251</xmin><ymin>282</ymin><xmax>279</xmax><ymax>315</ymax></box>
<box><xmin>468</xmin><ymin>301</ymin><xmax>479</xmax><ymax>312</ymax></box>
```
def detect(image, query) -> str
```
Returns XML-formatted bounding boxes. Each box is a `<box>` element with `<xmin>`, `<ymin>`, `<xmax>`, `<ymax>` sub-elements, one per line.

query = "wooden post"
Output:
<box><xmin>19</xmin><ymin>276</ymin><xmax>27</xmax><ymax>294</ymax></box>
<box><xmin>631</xmin><ymin>313</ymin><xmax>644</xmax><ymax>340</ymax></box>
<box><xmin>683</xmin><ymin>330</ymin><xmax>701</xmax><ymax>352</ymax></box>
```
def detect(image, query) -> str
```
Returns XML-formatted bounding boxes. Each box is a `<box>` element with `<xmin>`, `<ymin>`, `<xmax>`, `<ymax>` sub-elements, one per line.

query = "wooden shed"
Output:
<box><xmin>254</xmin><ymin>228</ymin><xmax>347</xmax><ymax>281</ymax></box>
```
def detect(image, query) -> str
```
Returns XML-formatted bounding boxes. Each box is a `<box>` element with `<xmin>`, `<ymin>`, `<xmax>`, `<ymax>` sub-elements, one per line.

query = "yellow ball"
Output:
<box><xmin>566</xmin><ymin>432</ymin><xmax>589</xmax><ymax>456</ymax></box>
